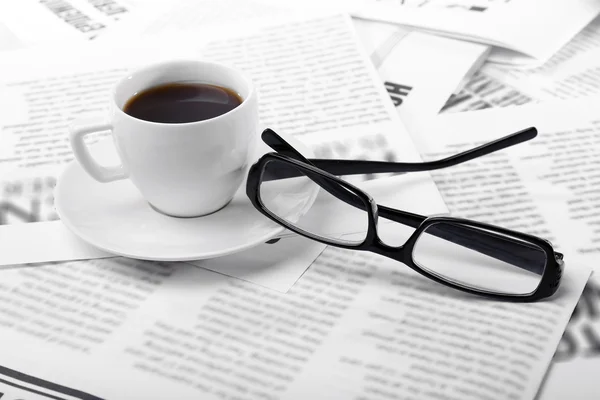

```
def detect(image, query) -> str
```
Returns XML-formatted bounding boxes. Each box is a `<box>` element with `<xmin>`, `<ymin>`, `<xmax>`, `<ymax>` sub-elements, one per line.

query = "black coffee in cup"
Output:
<box><xmin>123</xmin><ymin>83</ymin><xmax>243</xmax><ymax>124</ymax></box>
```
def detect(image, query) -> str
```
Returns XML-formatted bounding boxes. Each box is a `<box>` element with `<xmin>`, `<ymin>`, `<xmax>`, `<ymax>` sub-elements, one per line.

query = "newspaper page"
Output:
<box><xmin>353</xmin><ymin>18</ymin><xmax>489</xmax><ymax>131</ymax></box>
<box><xmin>0</xmin><ymin>169</ymin><xmax>59</xmax><ymax>225</ymax></box>
<box><xmin>483</xmin><ymin>15</ymin><xmax>600</xmax><ymax>101</ymax></box>
<box><xmin>441</xmin><ymin>14</ymin><xmax>600</xmax><ymax>113</ymax></box>
<box><xmin>539</xmin><ymin>277</ymin><xmax>600</xmax><ymax>400</ymax></box>
<box><xmin>0</xmin><ymin>14</ymin><xmax>434</xmax><ymax>172</ymax></box>
<box><xmin>0</xmin><ymin>0</ymin><xmax>158</xmax><ymax>50</ymax></box>
<box><xmin>0</xmin><ymin>229</ymin><xmax>591</xmax><ymax>399</ymax></box>
<box><xmin>412</xmin><ymin>98</ymin><xmax>600</xmax><ymax>399</ymax></box>
<box><xmin>440</xmin><ymin>71</ymin><xmax>535</xmax><ymax>113</ymax></box>
<box><xmin>98</xmin><ymin>0</ymin><xmax>490</xmax><ymax>132</ymax></box>
<box><xmin>96</xmin><ymin>0</ymin><xmax>353</xmax><ymax>41</ymax></box>
<box><xmin>102</xmin><ymin>0</ymin><xmax>296</xmax><ymax>37</ymax></box>
<box><xmin>353</xmin><ymin>0</ymin><xmax>600</xmax><ymax>65</ymax></box>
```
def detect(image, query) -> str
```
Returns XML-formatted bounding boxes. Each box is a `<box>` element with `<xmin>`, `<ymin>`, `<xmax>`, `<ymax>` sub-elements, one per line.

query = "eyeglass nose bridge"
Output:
<box><xmin>370</xmin><ymin>238</ymin><xmax>412</xmax><ymax>263</ymax></box>
<box><xmin>367</xmin><ymin>222</ymin><xmax>421</xmax><ymax>265</ymax></box>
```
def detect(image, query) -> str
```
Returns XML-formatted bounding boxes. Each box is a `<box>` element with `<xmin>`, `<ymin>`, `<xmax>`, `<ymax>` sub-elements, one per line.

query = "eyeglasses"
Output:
<box><xmin>246</xmin><ymin>128</ymin><xmax>564</xmax><ymax>301</ymax></box>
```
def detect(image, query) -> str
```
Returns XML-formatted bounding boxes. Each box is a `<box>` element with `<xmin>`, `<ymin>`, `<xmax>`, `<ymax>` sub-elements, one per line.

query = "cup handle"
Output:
<box><xmin>69</xmin><ymin>120</ymin><xmax>128</xmax><ymax>183</ymax></box>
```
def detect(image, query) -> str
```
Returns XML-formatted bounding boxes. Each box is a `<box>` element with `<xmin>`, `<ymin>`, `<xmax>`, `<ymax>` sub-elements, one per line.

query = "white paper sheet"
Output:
<box><xmin>0</xmin><ymin>219</ymin><xmax>330</xmax><ymax>292</ymax></box>
<box><xmin>100</xmin><ymin>0</ymin><xmax>293</xmax><ymax>38</ymax></box>
<box><xmin>441</xmin><ymin>71</ymin><xmax>536</xmax><ymax>113</ymax></box>
<box><xmin>353</xmin><ymin>0</ymin><xmax>600</xmax><ymax>65</ymax></box>
<box><xmin>353</xmin><ymin>18</ymin><xmax>489</xmax><ymax>131</ymax></box>
<box><xmin>483</xmin><ymin>15</ymin><xmax>600</xmax><ymax>101</ymax></box>
<box><xmin>413</xmin><ymin>98</ymin><xmax>600</xmax><ymax>399</ymax></box>
<box><xmin>538</xmin><ymin>275</ymin><xmax>600</xmax><ymax>400</ymax></box>
<box><xmin>441</xmin><ymin>14</ymin><xmax>600</xmax><ymax>113</ymax></box>
<box><xmin>97</xmin><ymin>0</ymin><xmax>353</xmax><ymax>42</ymax></box>
<box><xmin>0</xmin><ymin>222</ymin><xmax>112</xmax><ymax>266</ymax></box>
<box><xmin>0</xmin><ymin>0</ymin><xmax>156</xmax><ymax>50</ymax></box>
<box><xmin>414</xmin><ymin>97</ymin><xmax>600</xmax><ymax>272</ymax></box>
<box><xmin>0</xmin><ymin>231</ymin><xmax>590</xmax><ymax>400</ymax></box>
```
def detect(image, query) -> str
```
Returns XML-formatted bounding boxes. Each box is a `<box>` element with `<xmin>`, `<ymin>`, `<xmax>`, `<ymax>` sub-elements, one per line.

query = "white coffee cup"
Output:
<box><xmin>69</xmin><ymin>60</ymin><xmax>258</xmax><ymax>218</ymax></box>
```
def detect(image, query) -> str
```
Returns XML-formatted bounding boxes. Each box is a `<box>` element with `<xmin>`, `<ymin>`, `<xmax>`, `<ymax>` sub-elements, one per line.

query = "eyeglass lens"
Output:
<box><xmin>259</xmin><ymin>159</ymin><xmax>368</xmax><ymax>245</ymax></box>
<box><xmin>413</xmin><ymin>222</ymin><xmax>546</xmax><ymax>295</ymax></box>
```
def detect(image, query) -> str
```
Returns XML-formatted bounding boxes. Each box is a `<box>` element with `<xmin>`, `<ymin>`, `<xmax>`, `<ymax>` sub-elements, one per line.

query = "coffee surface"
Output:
<box><xmin>123</xmin><ymin>83</ymin><xmax>243</xmax><ymax>123</ymax></box>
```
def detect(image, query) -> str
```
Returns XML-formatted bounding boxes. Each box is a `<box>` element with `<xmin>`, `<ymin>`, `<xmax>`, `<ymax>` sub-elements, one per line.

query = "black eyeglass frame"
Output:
<box><xmin>247</xmin><ymin>127</ymin><xmax>566</xmax><ymax>301</ymax></box>
<box><xmin>247</xmin><ymin>151</ymin><xmax>563</xmax><ymax>302</ymax></box>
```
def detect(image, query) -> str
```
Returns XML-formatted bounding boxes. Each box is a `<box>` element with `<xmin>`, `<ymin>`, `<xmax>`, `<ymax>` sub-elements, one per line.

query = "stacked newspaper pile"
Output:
<box><xmin>0</xmin><ymin>0</ymin><xmax>599</xmax><ymax>399</ymax></box>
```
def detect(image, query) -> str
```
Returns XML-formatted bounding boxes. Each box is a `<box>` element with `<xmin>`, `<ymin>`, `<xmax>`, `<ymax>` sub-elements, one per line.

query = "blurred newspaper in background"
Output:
<box><xmin>0</xmin><ymin>0</ymin><xmax>160</xmax><ymax>50</ymax></box>
<box><xmin>441</xmin><ymin>14</ymin><xmax>600</xmax><ymax>112</ymax></box>
<box><xmin>354</xmin><ymin>0</ymin><xmax>600</xmax><ymax>65</ymax></box>
<box><xmin>0</xmin><ymin>170</ymin><xmax>58</xmax><ymax>225</ymax></box>
<box><xmin>541</xmin><ymin>279</ymin><xmax>600</xmax><ymax>400</ymax></box>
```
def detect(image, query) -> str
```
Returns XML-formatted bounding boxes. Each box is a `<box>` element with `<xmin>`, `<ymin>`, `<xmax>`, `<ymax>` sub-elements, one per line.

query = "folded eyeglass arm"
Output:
<box><xmin>261</xmin><ymin>127</ymin><xmax>537</xmax><ymax>178</ymax></box>
<box><xmin>261</xmin><ymin>128</ymin><xmax>552</xmax><ymax>276</ymax></box>
<box><xmin>308</xmin><ymin>127</ymin><xmax>537</xmax><ymax>175</ymax></box>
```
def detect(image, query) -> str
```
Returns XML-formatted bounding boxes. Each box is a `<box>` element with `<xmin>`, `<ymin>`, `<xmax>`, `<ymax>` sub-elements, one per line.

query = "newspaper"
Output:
<box><xmin>412</xmin><ymin>98</ymin><xmax>600</xmax><ymax>400</ymax></box>
<box><xmin>353</xmin><ymin>18</ymin><xmax>489</xmax><ymax>131</ymax></box>
<box><xmin>353</xmin><ymin>0</ymin><xmax>600</xmax><ymax>65</ymax></box>
<box><xmin>440</xmin><ymin>71</ymin><xmax>535</xmax><ymax>113</ymax></box>
<box><xmin>98</xmin><ymin>0</ymin><xmax>489</xmax><ymax>130</ymax></box>
<box><xmin>98</xmin><ymin>0</ymin><xmax>490</xmax><ymax>122</ymax></box>
<box><xmin>539</xmin><ymin>277</ymin><xmax>600</xmax><ymax>400</ymax></box>
<box><xmin>0</xmin><ymin>14</ymin><xmax>435</xmax><ymax>172</ymax></box>
<box><xmin>483</xmin><ymin>15</ymin><xmax>600</xmax><ymax>101</ymax></box>
<box><xmin>442</xmin><ymin>14</ymin><xmax>600</xmax><ymax>113</ymax></box>
<box><xmin>100</xmin><ymin>0</ymin><xmax>297</xmax><ymax>37</ymax></box>
<box><xmin>0</xmin><ymin>0</ymin><xmax>157</xmax><ymax>50</ymax></box>
<box><xmin>0</xmin><ymin>35</ymin><xmax>592</xmax><ymax>400</ymax></box>
<box><xmin>0</xmin><ymin>169</ymin><xmax>59</xmax><ymax>225</ymax></box>
<box><xmin>96</xmin><ymin>0</ymin><xmax>354</xmax><ymax>41</ymax></box>
<box><xmin>0</xmin><ymin>229</ymin><xmax>591</xmax><ymax>399</ymax></box>
<box><xmin>0</xmin><ymin>3</ymin><xmax>588</xmax><ymax>399</ymax></box>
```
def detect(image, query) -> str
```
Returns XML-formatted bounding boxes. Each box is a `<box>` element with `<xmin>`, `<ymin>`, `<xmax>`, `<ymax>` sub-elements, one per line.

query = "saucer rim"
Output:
<box><xmin>56</xmin><ymin>190</ymin><xmax>285</xmax><ymax>261</ymax></box>
<box><xmin>55</xmin><ymin>134</ymin><xmax>311</xmax><ymax>261</ymax></box>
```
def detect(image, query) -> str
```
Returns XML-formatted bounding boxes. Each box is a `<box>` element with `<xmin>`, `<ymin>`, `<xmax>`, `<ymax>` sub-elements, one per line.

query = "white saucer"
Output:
<box><xmin>55</xmin><ymin>134</ymin><xmax>317</xmax><ymax>261</ymax></box>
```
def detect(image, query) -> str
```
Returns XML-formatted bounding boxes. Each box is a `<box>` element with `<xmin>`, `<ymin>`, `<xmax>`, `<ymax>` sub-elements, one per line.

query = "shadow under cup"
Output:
<box><xmin>111</xmin><ymin>60</ymin><xmax>258</xmax><ymax>218</ymax></box>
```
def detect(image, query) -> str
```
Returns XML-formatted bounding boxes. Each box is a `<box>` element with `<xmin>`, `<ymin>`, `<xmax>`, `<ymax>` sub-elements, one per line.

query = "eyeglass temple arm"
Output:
<box><xmin>262</xmin><ymin>128</ymin><xmax>551</xmax><ymax>276</ymax></box>
<box><xmin>306</xmin><ymin>127</ymin><xmax>537</xmax><ymax>175</ymax></box>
